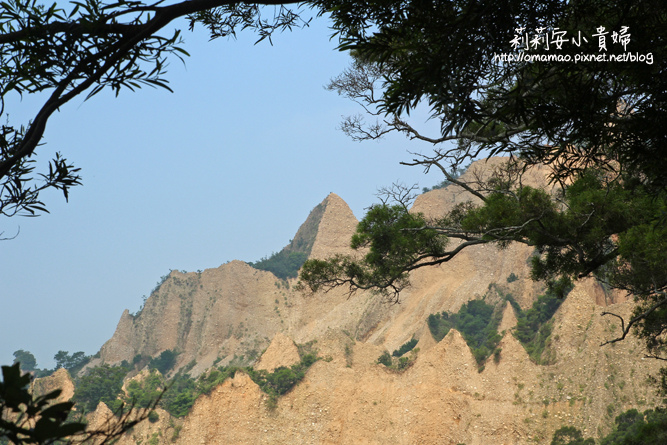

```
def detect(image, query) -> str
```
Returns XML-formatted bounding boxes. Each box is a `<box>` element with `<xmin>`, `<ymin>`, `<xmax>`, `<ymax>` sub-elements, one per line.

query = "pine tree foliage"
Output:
<box><xmin>301</xmin><ymin>0</ymin><xmax>667</xmax><ymax>374</ymax></box>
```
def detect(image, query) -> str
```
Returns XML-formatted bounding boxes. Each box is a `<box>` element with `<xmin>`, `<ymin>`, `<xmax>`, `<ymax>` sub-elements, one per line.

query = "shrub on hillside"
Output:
<box><xmin>600</xmin><ymin>408</ymin><xmax>667</xmax><ymax>445</ymax></box>
<box><xmin>427</xmin><ymin>299</ymin><xmax>502</xmax><ymax>369</ymax></box>
<box><xmin>377</xmin><ymin>351</ymin><xmax>392</xmax><ymax>367</ymax></box>
<box><xmin>247</xmin><ymin>353</ymin><xmax>320</xmax><ymax>408</ymax></box>
<box><xmin>376</xmin><ymin>349</ymin><xmax>418</xmax><ymax>372</ymax></box>
<box><xmin>551</xmin><ymin>426</ymin><xmax>594</xmax><ymax>445</ymax></box>
<box><xmin>125</xmin><ymin>370</ymin><xmax>164</xmax><ymax>409</ymax></box>
<box><xmin>157</xmin><ymin>367</ymin><xmax>239</xmax><ymax>418</ymax></box>
<box><xmin>73</xmin><ymin>364</ymin><xmax>129</xmax><ymax>412</ymax></box>
<box><xmin>149</xmin><ymin>350</ymin><xmax>178</xmax><ymax>375</ymax></box>
<box><xmin>392</xmin><ymin>338</ymin><xmax>418</xmax><ymax>357</ymax></box>
<box><xmin>249</xmin><ymin>251</ymin><xmax>309</xmax><ymax>280</ymax></box>
<box><xmin>513</xmin><ymin>289</ymin><xmax>566</xmax><ymax>364</ymax></box>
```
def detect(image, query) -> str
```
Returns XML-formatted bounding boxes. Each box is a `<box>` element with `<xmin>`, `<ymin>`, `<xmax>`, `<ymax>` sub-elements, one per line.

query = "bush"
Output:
<box><xmin>550</xmin><ymin>408</ymin><xmax>667</xmax><ymax>444</ymax></box>
<box><xmin>73</xmin><ymin>364</ymin><xmax>129</xmax><ymax>412</ymax></box>
<box><xmin>599</xmin><ymin>408</ymin><xmax>667</xmax><ymax>444</ymax></box>
<box><xmin>427</xmin><ymin>299</ymin><xmax>503</xmax><ymax>368</ymax></box>
<box><xmin>377</xmin><ymin>351</ymin><xmax>392</xmax><ymax>367</ymax></box>
<box><xmin>427</xmin><ymin>286</ymin><xmax>568</xmax><ymax>367</ymax></box>
<box><xmin>129</xmin><ymin>352</ymin><xmax>320</xmax><ymax>417</ymax></box>
<box><xmin>246</xmin><ymin>353</ymin><xmax>320</xmax><ymax>409</ymax></box>
<box><xmin>249</xmin><ymin>251</ymin><xmax>309</xmax><ymax>280</ymax></box>
<box><xmin>551</xmin><ymin>426</ymin><xmax>594</xmax><ymax>445</ymax></box>
<box><xmin>392</xmin><ymin>338</ymin><xmax>418</xmax><ymax>357</ymax></box>
<box><xmin>149</xmin><ymin>350</ymin><xmax>178</xmax><ymax>375</ymax></box>
<box><xmin>376</xmin><ymin>349</ymin><xmax>418</xmax><ymax>372</ymax></box>
<box><xmin>160</xmin><ymin>374</ymin><xmax>197</xmax><ymax>418</ymax></box>
<box><xmin>396</xmin><ymin>357</ymin><xmax>410</xmax><ymax>370</ymax></box>
<box><xmin>427</xmin><ymin>312</ymin><xmax>454</xmax><ymax>342</ymax></box>
<box><xmin>299</xmin><ymin>353</ymin><xmax>318</xmax><ymax>368</ymax></box>
<box><xmin>268</xmin><ymin>367</ymin><xmax>304</xmax><ymax>395</ymax></box>
<box><xmin>125</xmin><ymin>370</ymin><xmax>164</xmax><ymax>409</ymax></box>
<box><xmin>248</xmin><ymin>361</ymin><xmax>311</xmax><ymax>398</ymax></box>
<box><xmin>513</xmin><ymin>290</ymin><xmax>565</xmax><ymax>364</ymax></box>
<box><xmin>158</xmin><ymin>367</ymin><xmax>239</xmax><ymax>418</ymax></box>
<box><xmin>197</xmin><ymin>367</ymin><xmax>237</xmax><ymax>396</ymax></box>
<box><xmin>147</xmin><ymin>410</ymin><xmax>159</xmax><ymax>423</ymax></box>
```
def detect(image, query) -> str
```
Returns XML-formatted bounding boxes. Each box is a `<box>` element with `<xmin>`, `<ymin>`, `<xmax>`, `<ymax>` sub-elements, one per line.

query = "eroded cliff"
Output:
<box><xmin>81</xmin><ymin>158</ymin><xmax>659</xmax><ymax>444</ymax></box>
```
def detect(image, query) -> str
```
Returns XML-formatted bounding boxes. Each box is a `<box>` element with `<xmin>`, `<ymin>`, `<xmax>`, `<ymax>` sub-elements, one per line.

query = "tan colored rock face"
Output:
<box><xmin>97</xmin><ymin>193</ymin><xmax>362</xmax><ymax>376</ymax></box>
<box><xmin>84</xmin><ymin>157</ymin><xmax>661</xmax><ymax>444</ymax></box>
<box><xmin>98</xmin><ymin>261</ymin><xmax>288</xmax><ymax>375</ymax></box>
<box><xmin>499</xmin><ymin>301</ymin><xmax>518</xmax><ymax>333</ymax></box>
<box><xmin>32</xmin><ymin>368</ymin><xmax>75</xmax><ymax>402</ymax></box>
<box><xmin>308</xmin><ymin>192</ymin><xmax>358</xmax><ymax>260</ymax></box>
<box><xmin>254</xmin><ymin>332</ymin><xmax>301</xmax><ymax>372</ymax></box>
<box><xmin>168</xmin><ymin>303</ymin><xmax>659</xmax><ymax>445</ymax></box>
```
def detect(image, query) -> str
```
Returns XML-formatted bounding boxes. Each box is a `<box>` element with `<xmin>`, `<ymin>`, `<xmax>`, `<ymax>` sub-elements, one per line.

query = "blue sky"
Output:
<box><xmin>0</xmin><ymin>8</ymin><xmax>446</xmax><ymax>369</ymax></box>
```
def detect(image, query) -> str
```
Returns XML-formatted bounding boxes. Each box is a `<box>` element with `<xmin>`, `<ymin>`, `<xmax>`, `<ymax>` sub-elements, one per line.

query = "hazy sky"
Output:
<box><xmin>1</xmin><ymin>7</ymin><xmax>448</xmax><ymax>368</ymax></box>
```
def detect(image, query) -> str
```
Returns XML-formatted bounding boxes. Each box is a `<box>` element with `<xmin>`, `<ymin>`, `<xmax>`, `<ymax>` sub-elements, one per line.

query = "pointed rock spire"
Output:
<box><xmin>309</xmin><ymin>193</ymin><xmax>358</xmax><ymax>260</ymax></box>
<box><xmin>254</xmin><ymin>332</ymin><xmax>300</xmax><ymax>372</ymax></box>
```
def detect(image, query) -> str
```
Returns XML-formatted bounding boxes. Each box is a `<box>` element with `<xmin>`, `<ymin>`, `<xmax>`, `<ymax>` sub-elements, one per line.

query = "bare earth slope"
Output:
<box><xmin>89</xmin><ymin>158</ymin><xmax>659</xmax><ymax>444</ymax></box>
<box><xmin>109</xmin><ymin>295</ymin><xmax>660</xmax><ymax>445</ymax></box>
<box><xmin>96</xmin><ymin>192</ymin><xmax>372</xmax><ymax>376</ymax></box>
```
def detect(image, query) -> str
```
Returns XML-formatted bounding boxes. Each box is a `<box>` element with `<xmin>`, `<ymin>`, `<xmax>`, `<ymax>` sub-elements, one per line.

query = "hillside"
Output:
<box><xmin>92</xmin><ymin>192</ymin><xmax>365</xmax><ymax>376</ymax></box>
<box><xmin>66</xmin><ymin>158</ymin><xmax>661</xmax><ymax>444</ymax></box>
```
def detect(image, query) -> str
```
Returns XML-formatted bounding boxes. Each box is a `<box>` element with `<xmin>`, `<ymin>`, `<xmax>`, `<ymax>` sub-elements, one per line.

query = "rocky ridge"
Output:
<box><xmin>99</xmin><ymin>289</ymin><xmax>660</xmax><ymax>444</ymax></box>
<box><xmin>74</xmin><ymin>158</ymin><xmax>661</xmax><ymax>444</ymax></box>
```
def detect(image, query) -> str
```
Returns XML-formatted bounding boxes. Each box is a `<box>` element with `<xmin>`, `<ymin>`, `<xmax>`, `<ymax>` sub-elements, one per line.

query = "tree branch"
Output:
<box><xmin>600</xmin><ymin>295</ymin><xmax>667</xmax><ymax>347</ymax></box>
<box><xmin>0</xmin><ymin>0</ymin><xmax>301</xmax><ymax>183</ymax></box>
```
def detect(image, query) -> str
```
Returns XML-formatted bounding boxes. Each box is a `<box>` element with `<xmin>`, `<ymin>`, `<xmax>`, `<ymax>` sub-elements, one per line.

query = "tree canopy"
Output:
<box><xmin>2</xmin><ymin>0</ymin><xmax>667</xmax><ymax>438</ymax></box>
<box><xmin>54</xmin><ymin>350</ymin><xmax>90</xmax><ymax>373</ymax></box>
<box><xmin>72</xmin><ymin>363</ymin><xmax>129</xmax><ymax>412</ymax></box>
<box><xmin>11</xmin><ymin>350</ymin><xmax>36</xmax><ymax>372</ymax></box>
<box><xmin>0</xmin><ymin>0</ymin><xmax>306</xmax><ymax>232</ymax></box>
<box><xmin>1</xmin><ymin>363</ymin><xmax>156</xmax><ymax>444</ymax></box>
<box><xmin>299</xmin><ymin>0</ymin><xmax>667</xmax><ymax>368</ymax></box>
<box><xmin>317</xmin><ymin>0</ymin><xmax>666</xmax><ymax>187</ymax></box>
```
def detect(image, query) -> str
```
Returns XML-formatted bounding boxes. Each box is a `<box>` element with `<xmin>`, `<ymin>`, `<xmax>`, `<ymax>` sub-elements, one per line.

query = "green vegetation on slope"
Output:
<box><xmin>68</xmin><ymin>341</ymin><xmax>319</xmax><ymax>419</ymax></box>
<box><xmin>246</xmin><ymin>352</ymin><xmax>318</xmax><ymax>408</ymax></box>
<box><xmin>552</xmin><ymin>408</ymin><xmax>667</xmax><ymax>444</ymax></box>
<box><xmin>73</xmin><ymin>364</ymin><xmax>130</xmax><ymax>412</ymax></box>
<box><xmin>600</xmin><ymin>408</ymin><xmax>667</xmax><ymax>445</ymax></box>
<box><xmin>427</xmin><ymin>281</ymin><xmax>569</xmax><ymax>367</ymax></box>
<box><xmin>149</xmin><ymin>349</ymin><xmax>178</xmax><ymax>375</ymax></box>
<box><xmin>392</xmin><ymin>338</ymin><xmax>418</xmax><ymax>357</ymax></box>
<box><xmin>421</xmin><ymin>164</ymin><xmax>469</xmax><ymax>193</ymax></box>
<box><xmin>120</xmin><ymin>346</ymin><xmax>321</xmax><ymax>416</ymax></box>
<box><xmin>509</xmin><ymin>282</ymin><xmax>569</xmax><ymax>364</ymax></box>
<box><xmin>376</xmin><ymin>348</ymin><xmax>419</xmax><ymax>372</ymax></box>
<box><xmin>125</xmin><ymin>366</ymin><xmax>239</xmax><ymax>418</ymax></box>
<box><xmin>159</xmin><ymin>372</ymin><xmax>197</xmax><ymax>417</ymax></box>
<box><xmin>427</xmin><ymin>299</ymin><xmax>503</xmax><ymax>369</ymax></box>
<box><xmin>249</xmin><ymin>202</ymin><xmax>326</xmax><ymax>280</ymax></box>
<box><xmin>551</xmin><ymin>426</ymin><xmax>595</xmax><ymax>445</ymax></box>
<box><xmin>250</xmin><ymin>251</ymin><xmax>310</xmax><ymax>280</ymax></box>
<box><xmin>125</xmin><ymin>370</ymin><xmax>164</xmax><ymax>409</ymax></box>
